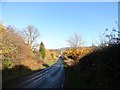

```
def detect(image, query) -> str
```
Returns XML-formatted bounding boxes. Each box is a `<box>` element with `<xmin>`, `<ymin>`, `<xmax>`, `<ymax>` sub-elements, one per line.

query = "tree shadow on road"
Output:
<box><xmin>2</xmin><ymin>65</ymin><xmax>35</xmax><ymax>88</ymax></box>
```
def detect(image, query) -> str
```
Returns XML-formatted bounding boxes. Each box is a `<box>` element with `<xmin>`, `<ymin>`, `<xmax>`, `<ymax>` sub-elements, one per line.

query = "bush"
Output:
<box><xmin>75</xmin><ymin>44</ymin><xmax>120</xmax><ymax>88</ymax></box>
<box><xmin>1</xmin><ymin>25</ymin><xmax>32</xmax><ymax>69</ymax></box>
<box><xmin>62</xmin><ymin>47</ymin><xmax>94</xmax><ymax>61</ymax></box>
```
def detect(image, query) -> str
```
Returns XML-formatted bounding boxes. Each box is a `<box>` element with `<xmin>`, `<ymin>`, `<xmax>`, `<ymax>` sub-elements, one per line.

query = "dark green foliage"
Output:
<box><xmin>63</xmin><ymin>44</ymin><xmax>120</xmax><ymax>88</ymax></box>
<box><xmin>75</xmin><ymin>44</ymin><xmax>120</xmax><ymax>88</ymax></box>
<box><xmin>63</xmin><ymin>66</ymin><xmax>87</xmax><ymax>88</ymax></box>
<box><xmin>39</xmin><ymin>42</ymin><xmax>46</xmax><ymax>59</ymax></box>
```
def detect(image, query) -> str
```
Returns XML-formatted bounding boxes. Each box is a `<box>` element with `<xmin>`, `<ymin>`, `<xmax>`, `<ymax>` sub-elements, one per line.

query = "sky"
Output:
<box><xmin>1</xmin><ymin>2</ymin><xmax>118</xmax><ymax>49</ymax></box>
<box><xmin>1</xmin><ymin>0</ymin><xmax>120</xmax><ymax>2</ymax></box>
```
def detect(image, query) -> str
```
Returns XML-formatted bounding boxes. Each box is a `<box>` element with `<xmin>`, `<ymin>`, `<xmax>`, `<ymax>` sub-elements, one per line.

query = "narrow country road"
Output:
<box><xmin>4</xmin><ymin>57</ymin><xmax>65</xmax><ymax>89</ymax></box>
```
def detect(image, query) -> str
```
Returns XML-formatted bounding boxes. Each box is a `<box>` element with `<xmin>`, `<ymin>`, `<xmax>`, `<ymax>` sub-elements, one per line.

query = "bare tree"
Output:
<box><xmin>23</xmin><ymin>25</ymin><xmax>40</xmax><ymax>50</ymax></box>
<box><xmin>67</xmin><ymin>33</ymin><xmax>84</xmax><ymax>48</ymax></box>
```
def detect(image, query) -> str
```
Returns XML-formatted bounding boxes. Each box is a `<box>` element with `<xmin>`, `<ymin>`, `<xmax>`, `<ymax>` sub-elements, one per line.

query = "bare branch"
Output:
<box><xmin>23</xmin><ymin>25</ymin><xmax>40</xmax><ymax>50</ymax></box>
<box><xmin>67</xmin><ymin>33</ymin><xmax>84</xmax><ymax>48</ymax></box>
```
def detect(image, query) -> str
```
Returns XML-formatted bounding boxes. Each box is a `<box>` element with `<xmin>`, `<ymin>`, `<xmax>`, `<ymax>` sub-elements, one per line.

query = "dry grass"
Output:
<box><xmin>20</xmin><ymin>59</ymin><xmax>42</xmax><ymax>70</ymax></box>
<box><xmin>44</xmin><ymin>58</ymin><xmax>57</xmax><ymax>66</ymax></box>
<box><xmin>20</xmin><ymin>58</ymin><xmax>57</xmax><ymax>71</ymax></box>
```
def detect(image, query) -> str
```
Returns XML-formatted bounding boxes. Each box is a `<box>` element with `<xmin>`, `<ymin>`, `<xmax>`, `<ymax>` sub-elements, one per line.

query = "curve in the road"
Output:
<box><xmin>8</xmin><ymin>57</ymin><xmax>65</xmax><ymax>88</ymax></box>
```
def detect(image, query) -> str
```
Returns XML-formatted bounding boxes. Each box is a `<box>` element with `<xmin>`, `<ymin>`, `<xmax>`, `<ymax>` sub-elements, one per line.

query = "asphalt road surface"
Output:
<box><xmin>4</xmin><ymin>57</ymin><xmax>65</xmax><ymax>89</ymax></box>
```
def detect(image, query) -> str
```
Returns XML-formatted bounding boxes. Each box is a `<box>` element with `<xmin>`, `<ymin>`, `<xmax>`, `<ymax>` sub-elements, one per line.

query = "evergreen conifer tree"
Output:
<box><xmin>39</xmin><ymin>42</ymin><xmax>46</xmax><ymax>59</ymax></box>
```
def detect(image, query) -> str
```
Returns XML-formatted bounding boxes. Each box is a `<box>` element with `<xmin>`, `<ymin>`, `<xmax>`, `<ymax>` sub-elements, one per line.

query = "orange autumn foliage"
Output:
<box><xmin>62</xmin><ymin>47</ymin><xmax>94</xmax><ymax>61</ymax></box>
